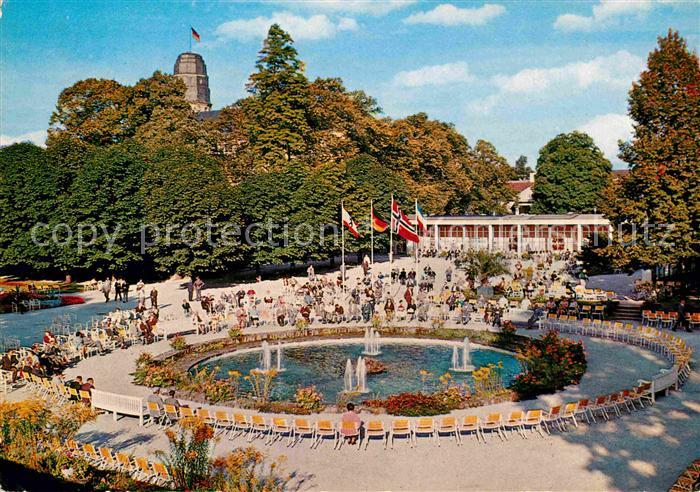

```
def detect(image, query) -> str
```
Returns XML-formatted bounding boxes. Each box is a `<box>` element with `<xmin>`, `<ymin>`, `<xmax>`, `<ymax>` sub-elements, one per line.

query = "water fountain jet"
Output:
<box><xmin>260</xmin><ymin>341</ymin><xmax>272</xmax><ymax>372</ymax></box>
<box><xmin>362</xmin><ymin>328</ymin><xmax>382</xmax><ymax>356</ymax></box>
<box><xmin>343</xmin><ymin>359</ymin><xmax>354</xmax><ymax>392</ymax></box>
<box><xmin>450</xmin><ymin>337</ymin><xmax>475</xmax><ymax>372</ymax></box>
<box><xmin>276</xmin><ymin>342</ymin><xmax>285</xmax><ymax>372</ymax></box>
<box><xmin>355</xmin><ymin>356</ymin><xmax>369</xmax><ymax>393</ymax></box>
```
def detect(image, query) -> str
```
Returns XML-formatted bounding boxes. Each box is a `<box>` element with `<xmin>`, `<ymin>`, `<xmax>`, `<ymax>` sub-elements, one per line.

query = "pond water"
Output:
<box><xmin>195</xmin><ymin>341</ymin><xmax>522</xmax><ymax>402</ymax></box>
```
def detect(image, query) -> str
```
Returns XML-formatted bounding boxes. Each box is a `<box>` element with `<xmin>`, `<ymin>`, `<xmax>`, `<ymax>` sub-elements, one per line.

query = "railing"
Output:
<box><xmin>640</xmin><ymin>366</ymin><xmax>679</xmax><ymax>403</ymax></box>
<box><xmin>91</xmin><ymin>389</ymin><xmax>145</xmax><ymax>425</ymax></box>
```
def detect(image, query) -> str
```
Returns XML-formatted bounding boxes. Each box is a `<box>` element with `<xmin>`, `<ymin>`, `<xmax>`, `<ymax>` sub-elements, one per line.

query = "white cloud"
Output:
<box><xmin>338</xmin><ymin>17</ymin><xmax>359</xmax><ymax>31</ymax></box>
<box><xmin>554</xmin><ymin>0</ymin><xmax>654</xmax><ymax>32</ymax></box>
<box><xmin>578</xmin><ymin>113</ymin><xmax>634</xmax><ymax>161</ymax></box>
<box><xmin>215</xmin><ymin>12</ymin><xmax>358</xmax><ymax>42</ymax></box>
<box><xmin>0</xmin><ymin>130</ymin><xmax>46</xmax><ymax>147</ymax></box>
<box><xmin>467</xmin><ymin>94</ymin><xmax>500</xmax><ymax>115</ymax></box>
<box><xmin>276</xmin><ymin>0</ymin><xmax>416</xmax><ymax>16</ymax></box>
<box><xmin>493</xmin><ymin>50</ymin><xmax>644</xmax><ymax>94</ymax></box>
<box><xmin>393</xmin><ymin>61</ymin><xmax>475</xmax><ymax>87</ymax></box>
<box><xmin>404</xmin><ymin>3</ymin><xmax>506</xmax><ymax>26</ymax></box>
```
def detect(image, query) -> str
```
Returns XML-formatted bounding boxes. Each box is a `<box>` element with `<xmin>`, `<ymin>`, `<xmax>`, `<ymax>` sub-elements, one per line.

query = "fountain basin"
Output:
<box><xmin>193</xmin><ymin>338</ymin><xmax>521</xmax><ymax>403</ymax></box>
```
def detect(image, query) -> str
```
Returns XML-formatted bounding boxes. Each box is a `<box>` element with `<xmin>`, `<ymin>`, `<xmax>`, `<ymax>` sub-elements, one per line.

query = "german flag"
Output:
<box><xmin>191</xmin><ymin>27</ymin><xmax>201</xmax><ymax>42</ymax></box>
<box><xmin>371</xmin><ymin>206</ymin><xmax>389</xmax><ymax>233</ymax></box>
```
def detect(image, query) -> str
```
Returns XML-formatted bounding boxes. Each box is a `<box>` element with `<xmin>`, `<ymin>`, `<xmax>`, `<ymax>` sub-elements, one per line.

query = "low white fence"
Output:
<box><xmin>91</xmin><ymin>389</ymin><xmax>146</xmax><ymax>425</ymax></box>
<box><xmin>640</xmin><ymin>365</ymin><xmax>679</xmax><ymax>403</ymax></box>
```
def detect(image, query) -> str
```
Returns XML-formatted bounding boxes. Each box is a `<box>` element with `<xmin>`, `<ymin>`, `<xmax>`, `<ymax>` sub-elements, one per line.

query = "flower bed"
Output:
<box><xmin>60</xmin><ymin>295</ymin><xmax>85</xmax><ymax>306</ymax></box>
<box><xmin>509</xmin><ymin>330</ymin><xmax>587</xmax><ymax>400</ymax></box>
<box><xmin>362</xmin><ymin>363</ymin><xmax>514</xmax><ymax>415</ymax></box>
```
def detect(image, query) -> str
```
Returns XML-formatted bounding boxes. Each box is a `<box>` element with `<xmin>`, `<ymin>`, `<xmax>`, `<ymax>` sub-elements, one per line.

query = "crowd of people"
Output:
<box><xmin>1</xmin><ymin>304</ymin><xmax>162</xmax><ymax>387</ymax></box>
<box><xmin>179</xmin><ymin>252</ymin><xmax>576</xmax><ymax>335</ymax></box>
<box><xmin>0</xmin><ymin>345</ymin><xmax>97</xmax><ymax>405</ymax></box>
<box><xmin>87</xmin><ymin>276</ymin><xmax>160</xmax><ymax>310</ymax></box>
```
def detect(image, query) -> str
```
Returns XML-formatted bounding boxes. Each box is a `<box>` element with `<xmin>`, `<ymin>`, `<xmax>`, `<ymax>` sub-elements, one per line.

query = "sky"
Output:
<box><xmin>1</xmin><ymin>1</ymin><xmax>698</xmax><ymax>168</ymax></box>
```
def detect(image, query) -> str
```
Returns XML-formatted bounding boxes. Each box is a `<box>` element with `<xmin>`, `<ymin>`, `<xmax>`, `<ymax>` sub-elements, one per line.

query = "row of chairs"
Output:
<box><xmin>542</xmin><ymin>316</ymin><xmax>693</xmax><ymax>385</ymax></box>
<box><xmin>64</xmin><ymin>439</ymin><xmax>172</xmax><ymax>487</ymax></box>
<box><xmin>642</xmin><ymin>310</ymin><xmax>680</xmax><ymax>329</ymax></box>
<box><xmin>23</xmin><ymin>372</ymin><xmax>92</xmax><ymax>404</ymax></box>
<box><xmin>642</xmin><ymin>310</ymin><xmax>700</xmax><ymax>330</ymax></box>
<box><xmin>144</xmin><ymin>380</ymin><xmax>654</xmax><ymax>451</ymax></box>
<box><xmin>669</xmin><ymin>458</ymin><xmax>700</xmax><ymax>492</ymax></box>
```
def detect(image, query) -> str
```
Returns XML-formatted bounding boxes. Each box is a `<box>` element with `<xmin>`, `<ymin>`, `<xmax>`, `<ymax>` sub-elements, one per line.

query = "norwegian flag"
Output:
<box><xmin>391</xmin><ymin>198</ymin><xmax>419</xmax><ymax>243</ymax></box>
<box><xmin>342</xmin><ymin>204</ymin><xmax>360</xmax><ymax>239</ymax></box>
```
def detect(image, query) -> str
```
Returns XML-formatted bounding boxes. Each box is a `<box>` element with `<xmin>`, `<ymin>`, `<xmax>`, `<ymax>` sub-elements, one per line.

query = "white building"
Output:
<box><xmin>505</xmin><ymin>173</ymin><xmax>535</xmax><ymax>215</ymax></box>
<box><xmin>416</xmin><ymin>213</ymin><xmax>610</xmax><ymax>253</ymax></box>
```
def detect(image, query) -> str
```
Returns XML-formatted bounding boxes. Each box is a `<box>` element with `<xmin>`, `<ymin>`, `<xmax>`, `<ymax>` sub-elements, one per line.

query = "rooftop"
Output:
<box><xmin>507</xmin><ymin>180</ymin><xmax>534</xmax><ymax>192</ymax></box>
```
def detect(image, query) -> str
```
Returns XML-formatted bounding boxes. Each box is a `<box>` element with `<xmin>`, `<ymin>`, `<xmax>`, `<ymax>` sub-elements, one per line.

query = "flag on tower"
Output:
<box><xmin>415</xmin><ymin>201</ymin><xmax>427</xmax><ymax>233</ymax></box>
<box><xmin>342</xmin><ymin>205</ymin><xmax>360</xmax><ymax>238</ymax></box>
<box><xmin>371</xmin><ymin>206</ymin><xmax>389</xmax><ymax>233</ymax></box>
<box><xmin>191</xmin><ymin>27</ymin><xmax>201</xmax><ymax>42</ymax></box>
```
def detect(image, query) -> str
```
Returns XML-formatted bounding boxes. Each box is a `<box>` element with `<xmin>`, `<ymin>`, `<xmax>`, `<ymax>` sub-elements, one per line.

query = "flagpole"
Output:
<box><xmin>415</xmin><ymin>199</ymin><xmax>419</xmax><ymax>264</ymax></box>
<box><xmin>189</xmin><ymin>27</ymin><xmax>192</xmax><ymax>52</ymax></box>
<box><xmin>341</xmin><ymin>200</ymin><xmax>345</xmax><ymax>292</ymax></box>
<box><xmin>389</xmin><ymin>194</ymin><xmax>394</xmax><ymax>266</ymax></box>
<box><xmin>370</xmin><ymin>199</ymin><xmax>374</xmax><ymax>266</ymax></box>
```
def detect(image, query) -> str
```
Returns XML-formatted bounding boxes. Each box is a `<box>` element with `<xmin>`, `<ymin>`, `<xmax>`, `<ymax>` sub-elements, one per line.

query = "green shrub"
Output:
<box><xmin>170</xmin><ymin>335</ymin><xmax>188</xmax><ymax>351</ymax></box>
<box><xmin>509</xmin><ymin>330</ymin><xmax>587</xmax><ymax>400</ymax></box>
<box><xmin>294</xmin><ymin>386</ymin><xmax>324</xmax><ymax>413</ymax></box>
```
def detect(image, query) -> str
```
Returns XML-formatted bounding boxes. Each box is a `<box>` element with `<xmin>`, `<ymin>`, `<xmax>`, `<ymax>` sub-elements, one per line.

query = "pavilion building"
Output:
<box><xmin>416</xmin><ymin>213</ymin><xmax>611</xmax><ymax>253</ymax></box>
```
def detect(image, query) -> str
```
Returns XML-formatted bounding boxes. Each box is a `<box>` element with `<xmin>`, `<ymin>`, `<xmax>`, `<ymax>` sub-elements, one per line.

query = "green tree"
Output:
<box><xmin>53</xmin><ymin>143</ymin><xmax>147</xmax><ymax>276</ymax></box>
<box><xmin>0</xmin><ymin>143</ymin><xmax>60</xmax><ymax>275</ymax></box>
<box><xmin>48</xmin><ymin>78</ymin><xmax>129</xmax><ymax>147</ymax></box>
<box><xmin>245</xmin><ymin>24</ymin><xmax>310</xmax><ymax>169</ymax></box>
<box><xmin>531</xmin><ymin>131</ymin><xmax>612</xmax><ymax>213</ymax></box>
<box><xmin>235</xmin><ymin>166</ymin><xmax>308</xmax><ymax>268</ymax></box>
<box><xmin>142</xmin><ymin>147</ymin><xmax>245</xmax><ymax>276</ymax></box>
<box><xmin>603</xmin><ymin>29</ymin><xmax>699</xmax><ymax>271</ymax></box>
<box><xmin>343</xmin><ymin>154</ymin><xmax>407</xmax><ymax>255</ymax></box>
<box><xmin>513</xmin><ymin>155</ymin><xmax>533</xmax><ymax>180</ymax></box>
<box><xmin>380</xmin><ymin>113</ymin><xmax>472</xmax><ymax>214</ymax></box>
<box><xmin>131</xmin><ymin>72</ymin><xmax>215</xmax><ymax>152</ymax></box>
<box><xmin>458</xmin><ymin>139</ymin><xmax>515</xmax><ymax>214</ymax></box>
<box><xmin>47</xmin><ymin>72</ymin><xmax>210</xmax><ymax>154</ymax></box>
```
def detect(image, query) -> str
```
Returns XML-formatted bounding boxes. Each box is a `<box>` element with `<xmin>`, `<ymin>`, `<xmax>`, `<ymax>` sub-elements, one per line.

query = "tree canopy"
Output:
<box><xmin>602</xmin><ymin>29</ymin><xmax>699</xmax><ymax>271</ymax></box>
<box><xmin>531</xmin><ymin>131</ymin><xmax>612</xmax><ymax>214</ymax></box>
<box><xmin>513</xmin><ymin>155</ymin><xmax>533</xmax><ymax>180</ymax></box>
<box><xmin>0</xmin><ymin>144</ymin><xmax>60</xmax><ymax>275</ymax></box>
<box><xmin>2</xmin><ymin>24</ymin><xmax>541</xmax><ymax>279</ymax></box>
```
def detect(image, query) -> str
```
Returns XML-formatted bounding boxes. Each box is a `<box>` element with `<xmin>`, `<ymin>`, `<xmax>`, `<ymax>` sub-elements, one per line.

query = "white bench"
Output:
<box><xmin>91</xmin><ymin>389</ymin><xmax>146</xmax><ymax>425</ymax></box>
<box><xmin>0</xmin><ymin>369</ymin><xmax>13</xmax><ymax>398</ymax></box>
<box><xmin>639</xmin><ymin>365</ymin><xmax>679</xmax><ymax>403</ymax></box>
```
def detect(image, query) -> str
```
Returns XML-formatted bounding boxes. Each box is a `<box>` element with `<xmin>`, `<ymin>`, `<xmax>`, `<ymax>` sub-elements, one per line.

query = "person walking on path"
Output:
<box><xmin>122</xmin><ymin>279</ymin><xmax>130</xmax><ymax>302</ymax></box>
<box><xmin>114</xmin><ymin>278</ymin><xmax>124</xmax><ymax>302</ymax></box>
<box><xmin>194</xmin><ymin>277</ymin><xmax>204</xmax><ymax>301</ymax></box>
<box><xmin>187</xmin><ymin>278</ymin><xmax>194</xmax><ymax>302</ymax></box>
<box><xmin>102</xmin><ymin>277</ymin><xmax>111</xmax><ymax>303</ymax></box>
<box><xmin>150</xmin><ymin>287</ymin><xmax>158</xmax><ymax>309</ymax></box>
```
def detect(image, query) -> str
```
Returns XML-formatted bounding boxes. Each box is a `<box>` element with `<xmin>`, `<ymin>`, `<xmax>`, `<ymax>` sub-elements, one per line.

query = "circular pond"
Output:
<box><xmin>194</xmin><ymin>339</ymin><xmax>521</xmax><ymax>402</ymax></box>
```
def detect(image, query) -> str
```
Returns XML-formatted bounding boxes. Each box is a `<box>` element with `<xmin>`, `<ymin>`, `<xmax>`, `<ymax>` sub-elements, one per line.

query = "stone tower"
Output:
<box><xmin>174</xmin><ymin>52</ymin><xmax>211</xmax><ymax>113</ymax></box>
